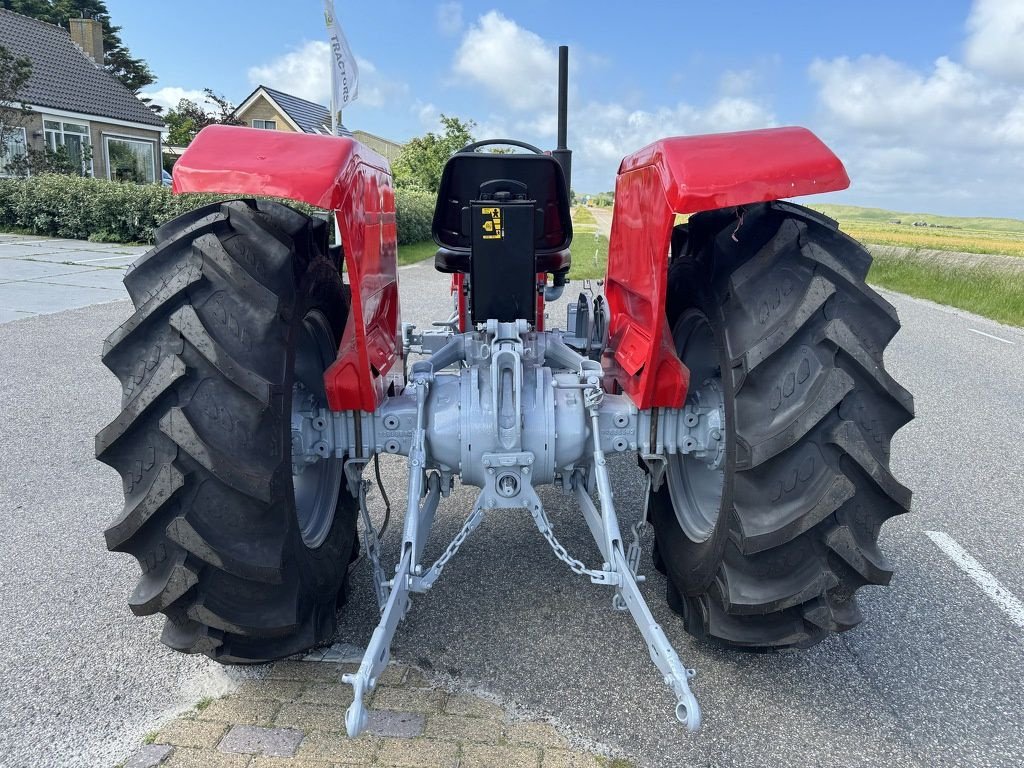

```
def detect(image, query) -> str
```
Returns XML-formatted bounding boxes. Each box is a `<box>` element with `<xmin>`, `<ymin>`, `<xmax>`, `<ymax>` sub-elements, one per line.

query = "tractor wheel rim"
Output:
<box><xmin>666</xmin><ymin>309</ymin><xmax>726</xmax><ymax>543</ymax></box>
<box><xmin>291</xmin><ymin>309</ymin><xmax>343</xmax><ymax>549</ymax></box>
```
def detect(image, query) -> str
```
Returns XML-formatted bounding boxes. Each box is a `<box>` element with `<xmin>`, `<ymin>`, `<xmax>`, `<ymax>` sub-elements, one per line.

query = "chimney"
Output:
<box><xmin>69</xmin><ymin>13</ymin><xmax>104</xmax><ymax>65</ymax></box>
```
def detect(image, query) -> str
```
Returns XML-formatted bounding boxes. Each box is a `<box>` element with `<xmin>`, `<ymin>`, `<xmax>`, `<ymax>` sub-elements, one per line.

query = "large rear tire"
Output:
<box><xmin>649</xmin><ymin>201</ymin><xmax>914</xmax><ymax>649</ymax></box>
<box><xmin>96</xmin><ymin>199</ymin><xmax>358</xmax><ymax>663</ymax></box>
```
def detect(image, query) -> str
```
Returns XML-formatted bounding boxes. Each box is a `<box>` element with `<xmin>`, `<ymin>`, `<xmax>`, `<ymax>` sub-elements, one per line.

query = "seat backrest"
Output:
<box><xmin>431</xmin><ymin>148</ymin><xmax>572</xmax><ymax>253</ymax></box>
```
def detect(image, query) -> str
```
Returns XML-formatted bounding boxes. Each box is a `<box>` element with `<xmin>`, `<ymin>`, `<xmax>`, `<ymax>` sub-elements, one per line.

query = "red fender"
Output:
<box><xmin>173</xmin><ymin>125</ymin><xmax>401</xmax><ymax>412</ymax></box>
<box><xmin>603</xmin><ymin>126</ymin><xmax>850</xmax><ymax>410</ymax></box>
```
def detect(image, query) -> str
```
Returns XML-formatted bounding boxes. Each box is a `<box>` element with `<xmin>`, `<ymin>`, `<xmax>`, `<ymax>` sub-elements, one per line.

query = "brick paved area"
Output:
<box><xmin>123</xmin><ymin>661</ymin><xmax>627</xmax><ymax>768</ymax></box>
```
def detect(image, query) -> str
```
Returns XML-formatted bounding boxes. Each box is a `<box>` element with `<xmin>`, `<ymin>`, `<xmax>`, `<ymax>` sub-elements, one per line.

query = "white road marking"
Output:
<box><xmin>70</xmin><ymin>255</ymin><xmax>138</xmax><ymax>264</ymax></box>
<box><xmin>968</xmin><ymin>328</ymin><xmax>1015</xmax><ymax>345</ymax></box>
<box><xmin>925</xmin><ymin>531</ymin><xmax>1024</xmax><ymax>629</ymax></box>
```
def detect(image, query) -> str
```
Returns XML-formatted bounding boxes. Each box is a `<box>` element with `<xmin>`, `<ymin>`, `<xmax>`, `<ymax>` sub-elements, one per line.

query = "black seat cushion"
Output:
<box><xmin>435</xmin><ymin>246</ymin><xmax>571</xmax><ymax>275</ymax></box>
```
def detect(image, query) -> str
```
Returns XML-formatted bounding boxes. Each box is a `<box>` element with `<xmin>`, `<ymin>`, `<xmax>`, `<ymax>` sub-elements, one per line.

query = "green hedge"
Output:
<box><xmin>0</xmin><ymin>175</ymin><xmax>435</xmax><ymax>246</ymax></box>
<box><xmin>394</xmin><ymin>188</ymin><xmax>434</xmax><ymax>247</ymax></box>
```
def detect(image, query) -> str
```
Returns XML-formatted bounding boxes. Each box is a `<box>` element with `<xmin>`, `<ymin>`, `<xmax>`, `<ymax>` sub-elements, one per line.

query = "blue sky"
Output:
<box><xmin>108</xmin><ymin>0</ymin><xmax>1024</xmax><ymax>217</ymax></box>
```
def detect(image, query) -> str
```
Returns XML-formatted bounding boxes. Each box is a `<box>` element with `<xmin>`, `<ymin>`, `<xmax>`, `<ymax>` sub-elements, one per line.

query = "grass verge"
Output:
<box><xmin>397</xmin><ymin>239</ymin><xmax>437</xmax><ymax>267</ymax></box>
<box><xmin>867</xmin><ymin>252</ymin><xmax>1024</xmax><ymax>326</ymax></box>
<box><xmin>568</xmin><ymin>230</ymin><xmax>609</xmax><ymax>280</ymax></box>
<box><xmin>572</xmin><ymin>205</ymin><xmax>598</xmax><ymax>229</ymax></box>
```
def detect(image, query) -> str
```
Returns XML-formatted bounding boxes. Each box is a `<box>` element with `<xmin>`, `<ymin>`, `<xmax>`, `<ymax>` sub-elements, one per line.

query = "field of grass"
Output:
<box><xmin>867</xmin><ymin>252</ymin><xmax>1024</xmax><ymax>326</ymax></box>
<box><xmin>396</xmin><ymin>239</ymin><xmax>437</xmax><ymax>266</ymax></box>
<box><xmin>400</xmin><ymin>206</ymin><xmax>1024</xmax><ymax>327</ymax></box>
<box><xmin>812</xmin><ymin>204</ymin><xmax>1024</xmax><ymax>257</ymax></box>
<box><xmin>569</xmin><ymin>206</ymin><xmax>609</xmax><ymax>279</ymax></box>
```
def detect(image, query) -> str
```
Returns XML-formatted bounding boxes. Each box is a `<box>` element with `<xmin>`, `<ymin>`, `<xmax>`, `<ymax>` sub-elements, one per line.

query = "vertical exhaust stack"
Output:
<box><xmin>552</xmin><ymin>45</ymin><xmax>572</xmax><ymax>192</ymax></box>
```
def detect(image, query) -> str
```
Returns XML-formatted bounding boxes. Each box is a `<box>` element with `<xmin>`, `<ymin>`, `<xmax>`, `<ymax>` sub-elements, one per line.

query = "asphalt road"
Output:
<box><xmin>1</xmin><ymin>246</ymin><xmax>1022</xmax><ymax>767</ymax></box>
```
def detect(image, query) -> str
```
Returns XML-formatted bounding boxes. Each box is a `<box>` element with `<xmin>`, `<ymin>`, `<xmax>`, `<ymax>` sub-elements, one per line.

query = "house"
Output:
<box><xmin>233</xmin><ymin>84</ymin><xmax>404</xmax><ymax>163</ymax></box>
<box><xmin>0</xmin><ymin>9</ymin><xmax>165</xmax><ymax>182</ymax></box>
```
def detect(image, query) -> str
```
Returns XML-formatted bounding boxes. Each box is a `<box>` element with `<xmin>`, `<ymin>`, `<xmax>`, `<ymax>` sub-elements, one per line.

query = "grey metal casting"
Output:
<box><xmin>290</xmin><ymin>302</ymin><xmax>726</xmax><ymax>735</ymax></box>
<box><xmin>290</xmin><ymin>309</ymin><xmax>344</xmax><ymax>549</ymax></box>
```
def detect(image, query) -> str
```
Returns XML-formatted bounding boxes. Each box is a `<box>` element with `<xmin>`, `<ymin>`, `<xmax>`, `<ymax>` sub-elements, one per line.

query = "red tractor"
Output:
<box><xmin>97</xmin><ymin>48</ymin><xmax>913</xmax><ymax>735</ymax></box>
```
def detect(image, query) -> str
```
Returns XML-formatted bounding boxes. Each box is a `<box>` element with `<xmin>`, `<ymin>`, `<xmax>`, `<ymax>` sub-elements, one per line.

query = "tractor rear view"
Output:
<box><xmin>96</xmin><ymin>47</ymin><xmax>913</xmax><ymax>734</ymax></box>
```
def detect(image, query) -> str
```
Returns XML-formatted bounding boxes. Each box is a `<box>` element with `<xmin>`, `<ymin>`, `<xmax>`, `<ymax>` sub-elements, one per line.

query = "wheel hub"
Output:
<box><xmin>290</xmin><ymin>310</ymin><xmax>343</xmax><ymax>549</ymax></box>
<box><xmin>666</xmin><ymin>310</ymin><xmax>727</xmax><ymax>543</ymax></box>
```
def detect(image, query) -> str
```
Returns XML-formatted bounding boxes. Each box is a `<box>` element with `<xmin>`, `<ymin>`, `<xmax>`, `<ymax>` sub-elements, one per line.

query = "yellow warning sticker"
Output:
<box><xmin>481</xmin><ymin>207</ymin><xmax>503</xmax><ymax>239</ymax></box>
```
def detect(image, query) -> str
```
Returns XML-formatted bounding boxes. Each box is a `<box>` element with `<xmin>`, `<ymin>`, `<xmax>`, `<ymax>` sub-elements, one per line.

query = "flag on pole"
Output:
<box><xmin>323</xmin><ymin>0</ymin><xmax>359</xmax><ymax>133</ymax></box>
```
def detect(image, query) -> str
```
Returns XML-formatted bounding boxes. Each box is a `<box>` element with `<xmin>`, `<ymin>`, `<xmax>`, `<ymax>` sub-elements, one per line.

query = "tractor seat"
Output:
<box><xmin>430</xmin><ymin>141</ymin><xmax>573</xmax><ymax>275</ymax></box>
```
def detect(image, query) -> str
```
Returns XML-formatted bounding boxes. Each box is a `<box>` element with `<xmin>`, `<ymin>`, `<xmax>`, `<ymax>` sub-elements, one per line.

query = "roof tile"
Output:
<box><xmin>0</xmin><ymin>8</ymin><xmax>164</xmax><ymax>128</ymax></box>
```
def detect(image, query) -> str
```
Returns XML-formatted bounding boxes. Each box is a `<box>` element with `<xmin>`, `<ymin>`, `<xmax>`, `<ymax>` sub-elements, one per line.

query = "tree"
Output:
<box><xmin>0</xmin><ymin>44</ymin><xmax>32</xmax><ymax>170</ymax></box>
<box><xmin>392</xmin><ymin>115</ymin><xmax>475</xmax><ymax>193</ymax></box>
<box><xmin>163</xmin><ymin>89</ymin><xmax>243</xmax><ymax>147</ymax></box>
<box><xmin>1</xmin><ymin>0</ymin><xmax>156</xmax><ymax>98</ymax></box>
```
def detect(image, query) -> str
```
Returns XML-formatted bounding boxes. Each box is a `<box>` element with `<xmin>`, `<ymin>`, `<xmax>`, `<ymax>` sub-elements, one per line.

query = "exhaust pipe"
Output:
<box><xmin>552</xmin><ymin>45</ymin><xmax>572</xmax><ymax>192</ymax></box>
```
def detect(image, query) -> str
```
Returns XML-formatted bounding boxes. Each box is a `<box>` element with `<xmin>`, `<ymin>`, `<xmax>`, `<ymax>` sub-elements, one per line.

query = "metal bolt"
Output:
<box><xmin>710</xmin><ymin>429</ymin><xmax>721</xmax><ymax>440</ymax></box>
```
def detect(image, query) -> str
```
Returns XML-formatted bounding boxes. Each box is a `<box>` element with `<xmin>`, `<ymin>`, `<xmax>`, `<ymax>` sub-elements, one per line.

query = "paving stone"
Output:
<box><xmin>376</xmin><ymin>737</ymin><xmax>459</xmax><ymax>767</ymax></box>
<box><xmin>443</xmin><ymin>693</ymin><xmax>504</xmax><ymax>720</ymax></box>
<box><xmin>123</xmin><ymin>743</ymin><xmax>174</xmax><ymax>768</ymax></box>
<box><xmin>402</xmin><ymin>668</ymin><xmax>431</xmax><ymax>688</ymax></box>
<box><xmin>376</xmin><ymin>664</ymin><xmax>408</xmax><ymax>686</ymax></box>
<box><xmin>298</xmin><ymin>682</ymin><xmax>355</xmax><ymax>706</ymax></box>
<box><xmin>365</xmin><ymin>710</ymin><xmax>425</xmax><ymax>738</ymax></box>
<box><xmin>249</xmin><ymin>758</ymin><xmax>342</xmax><ymax>768</ymax></box>
<box><xmin>269</xmin><ymin>660</ymin><xmax>356</xmax><ymax>683</ymax></box>
<box><xmin>218</xmin><ymin>724</ymin><xmax>304</xmax><ymax>757</ymax></box>
<box><xmin>155</xmin><ymin>720</ymin><xmax>228</xmax><ymax>749</ymax></box>
<box><xmin>163</xmin><ymin>747</ymin><xmax>250</xmax><ymax>768</ymax></box>
<box><xmin>541</xmin><ymin>749</ymin><xmax>604</xmax><ymax>768</ymax></box>
<box><xmin>237</xmin><ymin>679</ymin><xmax>307</xmax><ymax>701</ymax></box>
<box><xmin>505</xmin><ymin>721</ymin><xmax>571</xmax><ymax>749</ymax></box>
<box><xmin>198</xmin><ymin>696</ymin><xmax>282</xmax><ymax>726</ymax></box>
<box><xmin>296</xmin><ymin>730</ymin><xmax>379</xmax><ymax>764</ymax></box>
<box><xmin>373</xmin><ymin>686</ymin><xmax>445</xmax><ymax>714</ymax></box>
<box><xmin>460</xmin><ymin>743</ymin><xmax>542</xmax><ymax>768</ymax></box>
<box><xmin>423</xmin><ymin>714</ymin><xmax>502</xmax><ymax>743</ymax></box>
<box><xmin>310</xmin><ymin>641</ymin><xmax>365</xmax><ymax>663</ymax></box>
<box><xmin>275</xmin><ymin>701</ymin><xmax>346</xmax><ymax>731</ymax></box>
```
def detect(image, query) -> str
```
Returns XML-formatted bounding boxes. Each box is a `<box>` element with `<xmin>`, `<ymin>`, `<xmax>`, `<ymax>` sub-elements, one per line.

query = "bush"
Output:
<box><xmin>395</xmin><ymin>187</ymin><xmax>435</xmax><ymax>245</ymax></box>
<box><xmin>0</xmin><ymin>175</ymin><xmax>435</xmax><ymax>245</ymax></box>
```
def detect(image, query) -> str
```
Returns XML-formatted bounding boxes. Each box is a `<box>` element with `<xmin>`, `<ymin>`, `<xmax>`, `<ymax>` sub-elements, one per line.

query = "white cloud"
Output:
<box><xmin>247</xmin><ymin>41</ymin><xmax>407</xmax><ymax>111</ymax></box>
<box><xmin>444</xmin><ymin>11</ymin><xmax>776</xmax><ymax>192</ymax></box>
<box><xmin>248</xmin><ymin>40</ymin><xmax>332</xmax><ymax>103</ymax></box>
<box><xmin>807</xmin><ymin>54</ymin><xmax>1024</xmax><ymax>147</ymax></box>
<box><xmin>809</xmin><ymin>17</ymin><xmax>1024</xmax><ymax>215</ymax></box>
<box><xmin>573</xmin><ymin>98</ymin><xmax>776</xmax><ymax>169</ymax></box>
<box><xmin>964</xmin><ymin>0</ymin><xmax>1024</xmax><ymax>82</ymax></box>
<box><xmin>718</xmin><ymin>69</ymin><xmax>755</xmax><ymax>96</ymax></box>
<box><xmin>436</xmin><ymin>2</ymin><xmax>463</xmax><ymax>36</ymax></box>
<box><xmin>140</xmin><ymin>86</ymin><xmax>209</xmax><ymax>113</ymax></box>
<box><xmin>453</xmin><ymin>11</ymin><xmax>558</xmax><ymax>112</ymax></box>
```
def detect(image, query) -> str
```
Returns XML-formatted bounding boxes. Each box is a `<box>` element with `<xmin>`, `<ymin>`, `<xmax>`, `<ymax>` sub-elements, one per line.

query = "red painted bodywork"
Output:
<box><xmin>603</xmin><ymin>126</ymin><xmax>850</xmax><ymax>409</ymax></box>
<box><xmin>173</xmin><ymin>125</ymin><xmax>401</xmax><ymax>412</ymax></box>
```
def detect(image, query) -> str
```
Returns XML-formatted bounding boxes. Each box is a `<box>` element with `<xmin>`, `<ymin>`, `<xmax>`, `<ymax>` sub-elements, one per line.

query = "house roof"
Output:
<box><xmin>0</xmin><ymin>8</ymin><xmax>164</xmax><ymax>128</ymax></box>
<box><xmin>239</xmin><ymin>85</ymin><xmax>334</xmax><ymax>135</ymax></box>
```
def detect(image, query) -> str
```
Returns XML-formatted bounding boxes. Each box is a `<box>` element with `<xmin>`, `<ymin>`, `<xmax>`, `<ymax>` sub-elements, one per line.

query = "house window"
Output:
<box><xmin>251</xmin><ymin>119</ymin><xmax>277</xmax><ymax>130</ymax></box>
<box><xmin>0</xmin><ymin>127</ymin><xmax>28</xmax><ymax>177</ymax></box>
<box><xmin>43</xmin><ymin>118</ymin><xmax>92</xmax><ymax>176</ymax></box>
<box><xmin>104</xmin><ymin>136</ymin><xmax>156</xmax><ymax>184</ymax></box>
